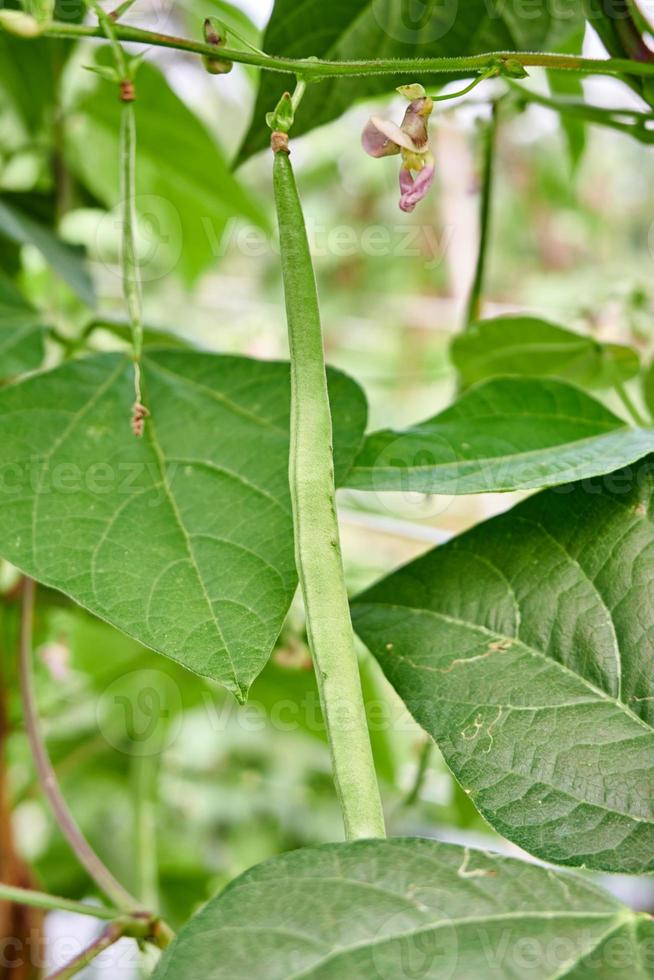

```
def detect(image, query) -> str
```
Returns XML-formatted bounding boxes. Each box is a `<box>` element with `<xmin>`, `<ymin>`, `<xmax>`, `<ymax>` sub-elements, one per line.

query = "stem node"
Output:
<box><xmin>271</xmin><ymin>131</ymin><xmax>290</xmax><ymax>154</ymax></box>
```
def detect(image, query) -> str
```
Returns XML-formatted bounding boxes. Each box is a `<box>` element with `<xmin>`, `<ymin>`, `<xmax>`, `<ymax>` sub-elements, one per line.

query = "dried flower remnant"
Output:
<box><xmin>131</xmin><ymin>400</ymin><xmax>150</xmax><ymax>437</ymax></box>
<box><xmin>362</xmin><ymin>83</ymin><xmax>435</xmax><ymax>213</ymax></box>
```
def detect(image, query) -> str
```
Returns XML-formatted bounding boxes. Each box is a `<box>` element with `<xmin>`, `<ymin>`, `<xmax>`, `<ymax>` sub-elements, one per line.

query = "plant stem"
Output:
<box><xmin>432</xmin><ymin>68</ymin><xmax>495</xmax><ymax>101</ymax></box>
<box><xmin>272</xmin><ymin>145</ymin><xmax>385</xmax><ymax>842</ymax></box>
<box><xmin>291</xmin><ymin>78</ymin><xmax>307</xmax><ymax>112</ymax></box>
<box><xmin>506</xmin><ymin>78</ymin><xmax>654</xmax><ymax>142</ymax></box>
<box><xmin>464</xmin><ymin>102</ymin><xmax>499</xmax><ymax>327</ymax></box>
<box><xmin>87</xmin><ymin>0</ymin><xmax>127</xmax><ymax>77</ymax></box>
<box><xmin>402</xmin><ymin>738</ymin><xmax>433</xmax><ymax>808</ymax></box>
<box><xmin>0</xmin><ymin>883</ymin><xmax>125</xmax><ymax>921</ymax></box>
<box><xmin>87</xmin><ymin>0</ymin><xmax>145</xmax><ymax>414</ymax></box>
<box><xmin>38</xmin><ymin>22</ymin><xmax>654</xmax><ymax>79</ymax></box>
<box><xmin>120</xmin><ymin>100</ymin><xmax>144</xmax><ymax>407</ymax></box>
<box><xmin>19</xmin><ymin>579</ymin><xmax>139</xmax><ymax>911</ymax></box>
<box><xmin>45</xmin><ymin>921</ymin><xmax>132</xmax><ymax>980</ymax></box>
<box><xmin>132</xmin><ymin>754</ymin><xmax>159</xmax><ymax>909</ymax></box>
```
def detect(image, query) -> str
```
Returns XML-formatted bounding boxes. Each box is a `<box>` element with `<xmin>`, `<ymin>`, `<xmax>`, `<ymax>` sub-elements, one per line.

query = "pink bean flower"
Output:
<box><xmin>362</xmin><ymin>84</ymin><xmax>435</xmax><ymax>213</ymax></box>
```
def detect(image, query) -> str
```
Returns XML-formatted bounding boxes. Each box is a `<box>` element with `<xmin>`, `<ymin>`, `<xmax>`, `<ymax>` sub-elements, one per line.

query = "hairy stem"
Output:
<box><xmin>19</xmin><ymin>579</ymin><xmax>138</xmax><ymax>911</ymax></box>
<box><xmin>39</xmin><ymin>22</ymin><xmax>654</xmax><ymax>79</ymax></box>
<box><xmin>272</xmin><ymin>146</ymin><xmax>385</xmax><ymax>841</ymax></box>
<box><xmin>464</xmin><ymin>102</ymin><xmax>499</xmax><ymax>327</ymax></box>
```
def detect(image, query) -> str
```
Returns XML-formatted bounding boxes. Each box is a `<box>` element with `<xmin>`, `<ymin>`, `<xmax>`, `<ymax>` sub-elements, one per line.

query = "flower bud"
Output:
<box><xmin>266</xmin><ymin>92</ymin><xmax>295</xmax><ymax>134</ymax></box>
<box><xmin>202</xmin><ymin>17</ymin><xmax>233</xmax><ymax>75</ymax></box>
<box><xmin>499</xmin><ymin>58</ymin><xmax>529</xmax><ymax>79</ymax></box>
<box><xmin>397</xmin><ymin>83</ymin><xmax>427</xmax><ymax>101</ymax></box>
<box><xmin>0</xmin><ymin>9</ymin><xmax>42</xmax><ymax>37</ymax></box>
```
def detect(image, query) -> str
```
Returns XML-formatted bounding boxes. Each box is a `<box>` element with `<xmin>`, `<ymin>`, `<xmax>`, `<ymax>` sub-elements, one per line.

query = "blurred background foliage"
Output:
<box><xmin>3</xmin><ymin>0</ymin><xmax>654</xmax><ymax>973</ymax></box>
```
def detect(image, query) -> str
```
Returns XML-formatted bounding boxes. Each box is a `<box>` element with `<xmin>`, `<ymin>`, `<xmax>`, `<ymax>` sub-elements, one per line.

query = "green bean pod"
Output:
<box><xmin>272</xmin><ymin>142</ymin><xmax>385</xmax><ymax>841</ymax></box>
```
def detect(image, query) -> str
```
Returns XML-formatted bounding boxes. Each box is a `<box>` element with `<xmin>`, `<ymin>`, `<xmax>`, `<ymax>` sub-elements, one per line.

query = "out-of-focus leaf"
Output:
<box><xmin>0</xmin><ymin>1</ymin><xmax>78</xmax><ymax>188</ymax></box>
<box><xmin>0</xmin><ymin>198</ymin><xmax>94</xmax><ymax>305</ymax></box>
<box><xmin>0</xmin><ymin>34</ymin><xmax>55</xmax><ymax>132</ymax></box>
<box><xmin>346</xmin><ymin>376</ymin><xmax>654</xmax><ymax>494</ymax></box>
<box><xmin>0</xmin><ymin>352</ymin><xmax>366</xmax><ymax>697</ymax></box>
<box><xmin>152</xmin><ymin>838</ymin><xmax>654</xmax><ymax>978</ymax></box>
<box><xmin>547</xmin><ymin>28</ymin><xmax>587</xmax><ymax>170</ymax></box>
<box><xmin>584</xmin><ymin>0</ymin><xmax>654</xmax><ymax>106</ymax></box>
<box><xmin>353</xmin><ymin>458</ymin><xmax>654</xmax><ymax>873</ymax></box>
<box><xmin>0</xmin><ymin>273</ymin><xmax>46</xmax><ymax>378</ymax></box>
<box><xmin>66</xmin><ymin>52</ymin><xmax>267</xmax><ymax>285</ymax></box>
<box><xmin>250</xmin><ymin>649</ymin><xmax>400</xmax><ymax>786</ymax></box>
<box><xmin>643</xmin><ymin>359</ymin><xmax>654</xmax><ymax>420</ymax></box>
<box><xmin>239</xmin><ymin>0</ymin><xmax>583</xmax><ymax>161</ymax></box>
<box><xmin>452</xmin><ymin>315</ymin><xmax>640</xmax><ymax>389</ymax></box>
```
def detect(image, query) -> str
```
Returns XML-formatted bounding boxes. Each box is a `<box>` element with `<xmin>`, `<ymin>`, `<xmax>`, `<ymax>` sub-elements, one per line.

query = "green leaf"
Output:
<box><xmin>152</xmin><ymin>837</ymin><xmax>654</xmax><ymax>978</ymax></box>
<box><xmin>66</xmin><ymin>53</ymin><xmax>267</xmax><ymax>285</ymax></box>
<box><xmin>0</xmin><ymin>199</ymin><xmax>94</xmax><ymax>306</ymax></box>
<box><xmin>346</xmin><ymin>376</ymin><xmax>654</xmax><ymax>494</ymax></box>
<box><xmin>583</xmin><ymin>0</ymin><xmax>654</xmax><ymax>107</ymax></box>
<box><xmin>547</xmin><ymin>29</ymin><xmax>587</xmax><ymax>171</ymax></box>
<box><xmin>0</xmin><ymin>273</ymin><xmax>46</xmax><ymax>379</ymax></box>
<box><xmin>0</xmin><ymin>33</ymin><xmax>55</xmax><ymax>132</ymax></box>
<box><xmin>239</xmin><ymin>0</ymin><xmax>583</xmax><ymax>161</ymax></box>
<box><xmin>353</xmin><ymin>457</ymin><xmax>654</xmax><ymax>873</ymax></box>
<box><xmin>0</xmin><ymin>351</ymin><xmax>366</xmax><ymax>697</ymax></box>
<box><xmin>452</xmin><ymin>316</ymin><xmax>640</xmax><ymax>390</ymax></box>
<box><xmin>642</xmin><ymin>359</ymin><xmax>654</xmax><ymax>421</ymax></box>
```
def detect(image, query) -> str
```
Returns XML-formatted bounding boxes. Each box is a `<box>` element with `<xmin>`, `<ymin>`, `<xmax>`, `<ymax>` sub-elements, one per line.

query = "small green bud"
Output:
<box><xmin>203</xmin><ymin>16</ymin><xmax>233</xmax><ymax>75</ymax></box>
<box><xmin>84</xmin><ymin>63</ymin><xmax>121</xmax><ymax>83</ymax></box>
<box><xmin>397</xmin><ymin>83</ymin><xmax>426</xmax><ymax>101</ymax></box>
<box><xmin>204</xmin><ymin>15</ymin><xmax>227</xmax><ymax>46</ymax></box>
<box><xmin>499</xmin><ymin>58</ymin><xmax>529</xmax><ymax>79</ymax></box>
<box><xmin>0</xmin><ymin>9</ymin><xmax>42</xmax><ymax>37</ymax></box>
<box><xmin>266</xmin><ymin>91</ymin><xmax>295</xmax><ymax>133</ymax></box>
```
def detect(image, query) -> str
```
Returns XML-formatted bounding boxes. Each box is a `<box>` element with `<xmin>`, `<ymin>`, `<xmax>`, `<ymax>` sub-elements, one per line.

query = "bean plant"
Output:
<box><xmin>2</xmin><ymin>0</ymin><xmax>654</xmax><ymax>977</ymax></box>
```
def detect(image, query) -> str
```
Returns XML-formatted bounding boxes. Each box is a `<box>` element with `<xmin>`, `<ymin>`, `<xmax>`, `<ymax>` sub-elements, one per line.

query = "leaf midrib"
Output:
<box><xmin>282</xmin><ymin>910</ymin><xmax>626</xmax><ymax>980</ymax></box>
<box><xmin>351</xmin><ymin>426</ymin><xmax>650</xmax><ymax>478</ymax></box>
<box><xmin>145</xmin><ymin>412</ymin><xmax>239</xmax><ymax>690</ymax></box>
